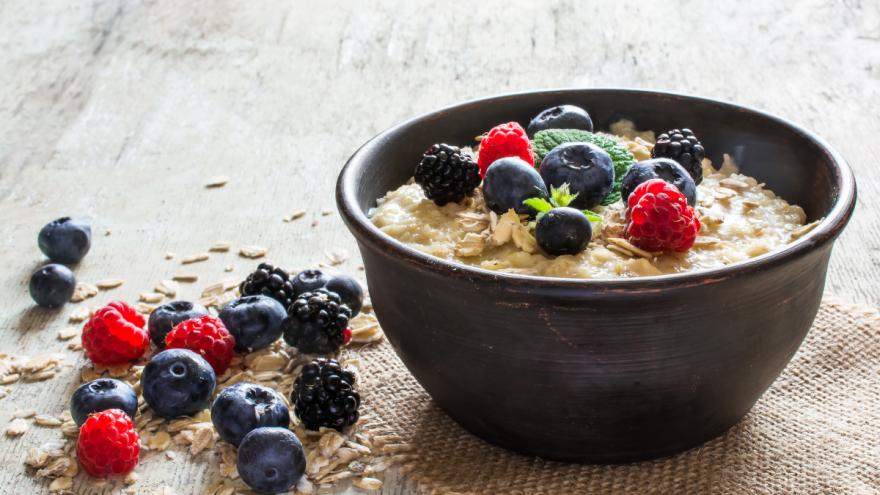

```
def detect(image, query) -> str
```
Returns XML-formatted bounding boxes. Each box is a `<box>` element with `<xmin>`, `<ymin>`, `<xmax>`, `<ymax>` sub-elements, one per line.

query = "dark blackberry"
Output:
<box><xmin>282</xmin><ymin>289</ymin><xmax>352</xmax><ymax>354</ymax></box>
<box><xmin>239</xmin><ymin>263</ymin><xmax>296</xmax><ymax>309</ymax></box>
<box><xmin>651</xmin><ymin>128</ymin><xmax>706</xmax><ymax>184</ymax></box>
<box><xmin>414</xmin><ymin>143</ymin><xmax>481</xmax><ymax>206</ymax></box>
<box><xmin>292</xmin><ymin>358</ymin><xmax>360</xmax><ymax>431</ymax></box>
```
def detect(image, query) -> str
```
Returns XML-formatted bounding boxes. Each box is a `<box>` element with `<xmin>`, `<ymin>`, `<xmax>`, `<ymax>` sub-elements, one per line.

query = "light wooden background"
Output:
<box><xmin>1</xmin><ymin>1</ymin><xmax>878</xmax><ymax>493</ymax></box>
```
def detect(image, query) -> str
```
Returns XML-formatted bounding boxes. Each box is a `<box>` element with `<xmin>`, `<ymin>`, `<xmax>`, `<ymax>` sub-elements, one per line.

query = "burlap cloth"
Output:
<box><xmin>354</xmin><ymin>297</ymin><xmax>880</xmax><ymax>494</ymax></box>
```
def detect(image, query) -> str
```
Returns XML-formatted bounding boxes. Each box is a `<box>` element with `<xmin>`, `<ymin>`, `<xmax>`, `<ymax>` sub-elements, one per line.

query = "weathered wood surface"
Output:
<box><xmin>1</xmin><ymin>0</ymin><xmax>878</xmax><ymax>493</ymax></box>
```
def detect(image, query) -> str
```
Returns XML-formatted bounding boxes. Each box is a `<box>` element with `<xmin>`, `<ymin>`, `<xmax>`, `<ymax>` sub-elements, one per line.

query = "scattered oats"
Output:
<box><xmin>224</xmin><ymin>265</ymin><xmax>234</xmax><ymax>272</ymax></box>
<box><xmin>321</xmin><ymin>210</ymin><xmax>333</xmax><ymax>216</ymax></box>
<box><xmin>198</xmin><ymin>295</ymin><xmax>217</xmax><ymax>308</ymax></box>
<box><xmin>104</xmin><ymin>229</ymin><xmax>112</xmax><ymax>236</ymax></box>
<box><xmin>319</xmin><ymin>430</ymin><xmax>346</xmax><ymax>458</ymax></box>
<box><xmin>247</xmin><ymin>353</ymin><xmax>288</xmax><ymax>372</ymax></box>
<box><xmin>13</xmin><ymin>409</ymin><xmax>37</xmax><ymax>418</ymax></box>
<box><xmin>27</xmin><ymin>370</ymin><xmax>56</xmax><ymax>382</ymax></box>
<box><xmin>325</xmin><ymin>249</ymin><xmax>349</xmax><ymax>265</ymax></box>
<box><xmin>139</xmin><ymin>292</ymin><xmax>164</xmax><ymax>304</ymax></box>
<box><xmin>353</xmin><ymin>477</ymin><xmax>383</xmax><ymax>491</ymax></box>
<box><xmin>155</xmin><ymin>279</ymin><xmax>179</xmax><ymax>297</ymax></box>
<box><xmin>57</xmin><ymin>327</ymin><xmax>79</xmax><ymax>340</ymax></box>
<box><xmin>61</xmin><ymin>421</ymin><xmax>79</xmax><ymax>437</ymax></box>
<box><xmin>742</xmin><ymin>200</ymin><xmax>761</xmax><ymax>210</ymax></box>
<box><xmin>124</xmin><ymin>471</ymin><xmax>138</xmax><ymax>485</ymax></box>
<box><xmin>49</xmin><ymin>476</ymin><xmax>73</xmax><ymax>492</ymax></box>
<box><xmin>292</xmin><ymin>210</ymin><xmax>307</xmax><ymax>220</ymax></box>
<box><xmin>68</xmin><ymin>305</ymin><xmax>92</xmax><ymax>323</ymax></box>
<box><xmin>25</xmin><ymin>447</ymin><xmax>49</xmax><ymax>468</ymax></box>
<box><xmin>182</xmin><ymin>253</ymin><xmax>210</xmax><ymax>264</ymax></box>
<box><xmin>208</xmin><ymin>242</ymin><xmax>232</xmax><ymax>253</ymax></box>
<box><xmin>295</xmin><ymin>476</ymin><xmax>315</xmax><ymax>494</ymax></box>
<box><xmin>34</xmin><ymin>415</ymin><xmax>62</xmax><ymax>427</ymax></box>
<box><xmin>137</xmin><ymin>302</ymin><xmax>159</xmax><ymax>315</ymax></box>
<box><xmin>693</xmin><ymin>236</ymin><xmax>722</xmax><ymax>247</ymax></box>
<box><xmin>165</xmin><ymin>252</ymin><xmax>175</xmax><ymax>260</ymax></box>
<box><xmin>6</xmin><ymin>418</ymin><xmax>29</xmax><ymax>436</ymax></box>
<box><xmin>164</xmin><ymin>451</ymin><xmax>176</xmax><ymax>460</ymax></box>
<box><xmin>791</xmin><ymin>219</ymin><xmax>822</xmax><ymax>240</ymax></box>
<box><xmin>70</xmin><ymin>282</ymin><xmax>98</xmax><ymax>302</ymax></box>
<box><xmin>719</xmin><ymin>177</ymin><xmax>750</xmax><ymax>190</ymax></box>
<box><xmin>606</xmin><ymin>237</ymin><xmax>658</xmax><ymax>259</ymax></box>
<box><xmin>190</xmin><ymin>426</ymin><xmax>215</xmax><ymax>455</ymax></box>
<box><xmin>205</xmin><ymin>176</ymin><xmax>230</xmax><ymax>188</ymax></box>
<box><xmin>239</xmin><ymin>245</ymin><xmax>268</xmax><ymax>259</ymax></box>
<box><xmin>201</xmin><ymin>282</ymin><xmax>225</xmax><ymax>297</ymax></box>
<box><xmin>606</xmin><ymin>244</ymin><xmax>634</xmax><ymax>258</ymax></box>
<box><xmin>172</xmin><ymin>273</ymin><xmax>199</xmax><ymax>283</ymax></box>
<box><xmin>95</xmin><ymin>279</ymin><xmax>124</xmax><ymax>290</ymax></box>
<box><xmin>81</xmin><ymin>367</ymin><xmax>102</xmax><ymax>382</ymax></box>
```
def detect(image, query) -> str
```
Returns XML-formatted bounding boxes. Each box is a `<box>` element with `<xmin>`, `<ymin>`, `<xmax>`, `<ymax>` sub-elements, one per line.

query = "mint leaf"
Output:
<box><xmin>523</xmin><ymin>197</ymin><xmax>553</xmax><ymax>214</ymax></box>
<box><xmin>582</xmin><ymin>209</ymin><xmax>602</xmax><ymax>223</ymax></box>
<box><xmin>532</xmin><ymin>129</ymin><xmax>636</xmax><ymax>205</ymax></box>
<box><xmin>549</xmin><ymin>183</ymin><xmax>578</xmax><ymax>208</ymax></box>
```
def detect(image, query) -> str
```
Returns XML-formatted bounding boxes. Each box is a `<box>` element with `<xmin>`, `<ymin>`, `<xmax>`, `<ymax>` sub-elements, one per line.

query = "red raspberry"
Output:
<box><xmin>477</xmin><ymin>122</ymin><xmax>534</xmax><ymax>177</ymax></box>
<box><xmin>76</xmin><ymin>409</ymin><xmax>140</xmax><ymax>477</ymax></box>
<box><xmin>82</xmin><ymin>302</ymin><xmax>149</xmax><ymax>365</ymax></box>
<box><xmin>625</xmin><ymin>179</ymin><xmax>701</xmax><ymax>252</ymax></box>
<box><xmin>164</xmin><ymin>315</ymin><xmax>235</xmax><ymax>374</ymax></box>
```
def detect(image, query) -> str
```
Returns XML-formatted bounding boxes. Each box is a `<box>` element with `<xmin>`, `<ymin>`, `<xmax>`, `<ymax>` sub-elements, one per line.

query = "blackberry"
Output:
<box><xmin>292</xmin><ymin>358</ymin><xmax>360</xmax><ymax>431</ymax></box>
<box><xmin>282</xmin><ymin>289</ymin><xmax>352</xmax><ymax>354</ymax></box>
<box><xmin>414</xmin><ymin>143</ymin><xmax>481</xmax><ymax>206</ymax></box>
<box><xmin>239</xmin><ymin>263</ymin><xmax>296</xmax><ymax>309</ymax></box>
<box><xmin>651</xmin><ymin>128</ymin><xmax>706</xmax><ymax>184</ymax></box>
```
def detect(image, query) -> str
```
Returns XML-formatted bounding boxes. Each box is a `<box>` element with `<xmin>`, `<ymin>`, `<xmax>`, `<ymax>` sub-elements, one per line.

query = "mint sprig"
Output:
<box><xmin>522</xmin><ymin>184</ymin><xmax>602</xmax><ymax>226</ymax></box>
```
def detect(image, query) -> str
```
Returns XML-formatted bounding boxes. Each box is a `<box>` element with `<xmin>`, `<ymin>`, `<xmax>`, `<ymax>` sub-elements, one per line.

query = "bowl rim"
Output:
<box><xmin>336</xmin><ymin>88</ymin><xmax>857</xmax><ymax>290</ymax></box>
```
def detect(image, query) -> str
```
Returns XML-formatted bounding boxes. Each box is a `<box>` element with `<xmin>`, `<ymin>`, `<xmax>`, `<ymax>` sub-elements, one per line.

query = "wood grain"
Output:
<box><xmin>0</xmin><ymin>0</ymin><xmax>877</xmax><ymax>493</ymax></box>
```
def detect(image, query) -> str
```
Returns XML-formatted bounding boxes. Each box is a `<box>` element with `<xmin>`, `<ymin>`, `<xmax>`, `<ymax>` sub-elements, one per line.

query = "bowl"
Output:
<box><xmin>336</xmin><ymin>89</ymin><xmax>856</xmax><ymax>462</ymax></box>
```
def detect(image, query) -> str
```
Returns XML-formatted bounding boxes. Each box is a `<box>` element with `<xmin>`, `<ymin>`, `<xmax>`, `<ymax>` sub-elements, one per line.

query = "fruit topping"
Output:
<box><xmin>414</xmin><ymin>143</ymin><xmax>481</xmax><ymax>205</ymax></box>
<box><xmin>82</xmin><ymin>301</ymin><xmax>149</xmax><ymax>365</ymax></box>
<box><xmin>324</xmin><ymin>274</ymin><xmax>364</xmax><ymax>316</ymax></box>
<box><xmin>147</xmin><ymin>300</ymin><xmax>209</xmax><ymax>348</ymax></box>
<box><xmin>477</xmin><ymin>122</ymin><xmax>534</xmax><ymax>177</ymax></box>
<box><xmin>535</xmin><ymin>207</ymin><xmax>593</xmax><ymax>256</ymax></box>
<box><xmin>141</xmin><ymin>348</ymin><xmax>216</xmax><ymax>418</ymax></box>
<box><xmin>282</xmin><ymin>289</ymin><xmax>352</xmax><ymax>355</ymax></box>
<box><xmin>651</xmin><ymin>128</ymin><xmax>706</xmax><ymax>184</ymax></box>
<box><xmin>76</xmin><ymin>409</ymin><xmax>140</xmax><ymax>478</ymax></box>
<box><xmin>164</xmin><ymin>315</ymin><xmax>236</xmax><ymax>375</ymax></box>
<box><xmin>29</xmin><ymin>263</ymin><xmax>76</xmax><ymax>309</ymax></box>
<box><xmin>620</xmin><ymin>158</ymin><xmax>697</xmax><ymax>206</ymax></box>
<box><xmin>240</xmin><ymin>263</ymin><xmax>297</xmax><ymax>309</ymax></box>
<box><xmin>291</xmin><ymin>268</ymin><xmax>331</xmax><ymax>297</ymax></box>
<box><xmin>625</xmin><ymin>179</ymin><xmax>701</xmax><ymax>252</ymax></box>
<box><xmin>219</xmin><ymin>295</ymin><xmax>287</xmax><ymax>352</ymax></box>
<box><xmin>292</xmin><ymin>358</ymin><xmax>360</xmax><ymax>431</ymax></box>
<box><xmin>211</xmin><ymin>382</ymin><xmax>290</xmax><ymax>447</ymax></box>
<box><xmin>71</xmin><ymin>378</ymin><xmax>138</xmax><ymax>426</ymax></box>
<box><xmin>538</xmin><ymin>142</ymin><xmax>614</xmax><ymax>209</ymax></box>
<box><xmin>527</xmin><ymin>104</ymin><xmax>594</xmax><ymax>136</ymax></box>
<box><xmin>482</xmin><ymin>157</ymin><xmax>549</xmax><ymax>216</ymax></box>
<box><xmin>38</xmin><ymin>217</ymin><xmax>92</xmax><ymax>265</ymax></box>
<box><xmin>236</xmin><ymin>427</ymin><xmax>306</xmax><ymax>494</ymax></box>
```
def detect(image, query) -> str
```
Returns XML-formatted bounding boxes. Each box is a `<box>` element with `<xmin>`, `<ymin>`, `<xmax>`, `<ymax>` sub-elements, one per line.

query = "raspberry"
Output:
<box><xmin>76</xmin><ymin>408</ymin><xmax>140</xmax><ymax>477</ymax></box>
<box><xmin>164</xmin><ymin>315</ymin><xmax>235</xmax><ymax>374</ymax></box>
<box><xmin>82</xmin><ymin>302</ymin><xmax>149</xmax><ymax>365</ymax></box>
<box><xmin>477</xmin><ymin>122</ymin><xmax>534</xmax><ymax>177</ymax></box>
<box><xmin>625</xmin><ymin>179</ymin><xmax>701</xmax><ymax>252</ymax></box>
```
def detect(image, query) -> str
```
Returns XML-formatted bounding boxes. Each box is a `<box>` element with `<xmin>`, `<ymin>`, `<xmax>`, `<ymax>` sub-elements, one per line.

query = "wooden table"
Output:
<box><xmin>1</xmin><ymin>1</ymin><xmax>877</xmax><ymax>493</ymax></box>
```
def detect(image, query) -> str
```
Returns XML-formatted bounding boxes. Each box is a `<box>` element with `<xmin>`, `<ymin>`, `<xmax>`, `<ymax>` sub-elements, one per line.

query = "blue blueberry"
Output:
<box><xmin>535</xmin><ymin>207</ymin><xmax>593</xmax><ymax>256</ymax></box>
<box><xmin>482</xmin><ymin>157</ymin><xmax>549</xmax><ymax>216</ymax></box>
<box><xmin>141</xmin><ymin>349</ymin><xmax>216</xmax><ymax>419</ymax></box>
<box><xmin>539</xmin><ymin>143</ymin><xmax>614</xmax><ymax>209</ymax></box>
<box><xmin>527</xmin><ymin>104</ymin><xmax>594</xmax><ymax>136</ymax></box>
<box><xmin>620</xmin><ymin>158</ymin><xmax>697</xmax><ymax>206</ymax></box>
<box><xmin>70</xmin><ymin>378</ymin><xmax>137</xmax><ymax>426</ymax></box>
<box><xmin>211</xmin><ymin>382</ymin><xmax>290</xmax><ymax>446</ymax></box>
<box><xmin>38</xmin><ymin>217</ymin><xmax>91</xmax><ymax>265</ymax></box>
<box><xmin>237</xmin><ymin>427</ymin><xmax>306</xmax><ymax>494</ymax></box>
<box><xmin>147</xmin><ymin>300</ymin><xmax>209</xmax><ymax>348</ymax></box>
<box><xmin>324</xmin><ymin>275</ymin><xmax>364</xmax><ymax>316</ymax></box>
<box><xmin>219</xmin><ymin>296</ymin><xmax>287</xmax><ymax>352</ymax></box>
<box><xmin>291</xmin><ymin>269</ymin><xmax>330</xmax><ymax>297</ymax></box>
<box><xmin>29</xmin><ymin>264</ymin><xmax>76</xmax><ymax>309</ymax></box>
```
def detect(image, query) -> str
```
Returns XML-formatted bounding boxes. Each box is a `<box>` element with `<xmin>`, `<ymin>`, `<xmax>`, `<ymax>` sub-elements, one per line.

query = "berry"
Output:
<box><xmin>141</xmin><ymin>348</ymin><xmax>216</xmax><ymax>418</ymax></box>
<box><xmin>76</xmin><ymin>409</ymin><xmax>139</xmax><ymax>478</ymax></box>
<box><xmin>477</xmin><ymin>122</ymin><xmax>534</xmax><ymax>177</ymax></box>
<box><xmin>70</xmin><ymin>378</ymin><xmax>137</xmax><ymax>426</ymax></box>
<box><xmin>82</xmin><ymin>302</ymin><xmax>149</xmax><ymax>365</ymax></box>
<box><xmin>28</xmin><ymin>263</ymin><xmax>75</xmax><ymax>309</ymax></box>
<box><xmin>527</xmin><ymin>105</ymin><xmax>594</xmax><ymax>136</ymax></box>
<box><xmin>291</xmin><ymin>269</ymin><xmax>330</xmax><ymax>297</ymax></box>
<box><xmin>292</xmin><ymin>358</ymin><xmax>360</xmax><ymax>431</ymax></box>
<box><xmin>282</xmin><ymin>289</ymin><xmax>352</xmax><ymax>354</ymax></box>
<box><xmin>324</xmin><ymin>275</ymin><xmax>364</xmax><ymax>316</ymax></box>
<box><xmin>219</xmin><ymin>295</ymin><xmax>286</xmax><ymax>352</ymax></box>
<box><xmin>535</xmin><ymin>207</ymin><xmax>593</xmax><ymax>256</ymax></box>
<box><xmin>211</xmin><ymin>382</ymin><xmax>290</xmax><ymax>446</ymax></box>
<box><xmin>652</xmin><ymin>128</ymin><xmax>706</xmax><ymax>184</ymax></box>
<box><xmin>38</xmin><ymin>217</ymin><xmax>91</xmax><ymax>265</ymax></box>
<box><xmin>240</xmin><ymin>263</ymin><xmax>296</xmax><ymax>309</ymax></box>
<box><xmin>625</xmin><ymin>179</ymin><xmax>701</xmax><ymax>252</ymax></box>
<box><xmin>147</xmin><ymin>300</ymin><xmax>209</xmax><ymax>348</ymax></box>
<box><xmin>620</xmin><ymin>158</ymin><xmax>697</xmax><ymax>206</ymax></box>
<box><xmin>482</xmin><ymin>157</ymin><xmax>549</xmax><ymax>216</ymax></box>
<box><xmin>414</xmin><ymin>144</ymin><xmax>481</xmax><ymax>205</ymax></box>
<box><xmin>237</xmin><ymin>427</ymin><xmax>306</xmax><ymax>494</ymax></box>
<box><xmin>164</xmin><ymin>315</ymin><xmax>235</xmax><ymax>374</ymax></box>
<box><xmin>539</xmin><ymin>142</ymin><xmax>615</xmax><ymax>209</ymax></box>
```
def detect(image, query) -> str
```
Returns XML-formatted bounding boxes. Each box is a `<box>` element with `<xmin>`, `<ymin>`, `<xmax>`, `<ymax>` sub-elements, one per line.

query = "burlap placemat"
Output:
<box><xmin>355</xmin><ymin>297</ymin><xmax>880</xmax><ymax>494</ymax></box>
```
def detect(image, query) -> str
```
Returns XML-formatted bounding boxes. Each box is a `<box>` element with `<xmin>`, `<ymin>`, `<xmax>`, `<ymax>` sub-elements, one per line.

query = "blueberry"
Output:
<box><xmin>324</xmin><ymin>275</ymin><xmax>364</xmax><ymax>316</ymax></box>
<box><xmin>70</xmin><ymin>378</ymin><xmax>137</xmax><ymax>426</ymax></box>
<box><xmin>237</xmin><ymin>427</ymin><xmax>306</xmax><ymax>494</ymax></box>
<box><xmin>291</xmin><ymin>269</ymin><xmax>330</xmax><ymax>297</ymax></box>
<box><xmin>482</xmin><ymin>157</ymin><xmax>549</xmax><ymax>216</ymax></box>
<box><xmin>219</xmin><ymin>296</ymin><xmax>286</xmax><ymax>352</ymax></box>
<box><xmin>211</xmin><ymin>383</ymin><xmax>290</xmax><ymax>447</ymax></box>
<box><xmin>527</xmin><ymin>104</ymin><xmax>594</xmax><ymax>136</ymax></box>
<box><xmin>620</xmin><ymin>158</ymin><xmax>697</xmax><ymax>206</ymax></box>
<box><xmin>147</xmin><ymin>300</ymin><xmax>209</xmax><ymax>348</ymax></box>
<box><xmin>38</xmin><ymin>217</ymin><xmax>91</xmax><ymax>265</ymax></box>
<box><xmin>141</xmin><ymin>349</ymin><xmax>216</xmax><ymax>419</ymax></box>
<box><xmin>535</xmin><ymin>207</ymin><xmax>593</xmax><ymax>256</ymax></box>
<box><xmin>29</xmin><ymin>264</ymin><xmax>76</xmax><ymax>309</ymax></box>
<box><xmin>539</xmin><ymin>143</ymin><xmax>614</xmax><ymax>209</ymax></box>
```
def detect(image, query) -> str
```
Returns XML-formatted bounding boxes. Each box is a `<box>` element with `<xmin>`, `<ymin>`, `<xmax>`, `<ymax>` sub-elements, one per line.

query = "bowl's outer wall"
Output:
<box><xmin>339</xmin><ymin>90</ymin><xmax>852</xmax><ymax>462</ymax></box>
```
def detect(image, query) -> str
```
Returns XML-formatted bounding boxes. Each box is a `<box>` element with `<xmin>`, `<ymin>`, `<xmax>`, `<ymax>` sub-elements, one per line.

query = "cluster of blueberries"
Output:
<box><xmin>29</xmin><ymin>217</ymin><xmax>92</xmax><ymax>308</ymax></box>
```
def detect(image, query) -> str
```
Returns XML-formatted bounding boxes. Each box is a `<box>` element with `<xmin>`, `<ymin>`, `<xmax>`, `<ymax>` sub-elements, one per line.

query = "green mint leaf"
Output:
<box><xmin>582</xmin><ymin>209</ymin><xmax>602</xmax><ymax>223</ymax></box>
<box><xmin>548</xmin><ymin>183</ymin><xmax>579</xmax><ymax>208</ymax></box>
<box><xmin>523</xmin><ymin>197</ymin><xmax>553</xmax><ymax>214</ymax></box>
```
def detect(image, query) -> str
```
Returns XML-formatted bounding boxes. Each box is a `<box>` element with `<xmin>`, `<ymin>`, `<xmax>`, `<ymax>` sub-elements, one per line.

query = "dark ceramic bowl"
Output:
<box><xmin>336</xmin><ymin>89</ymin><xmax>856</xmax><ymax>462</ymax></box>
